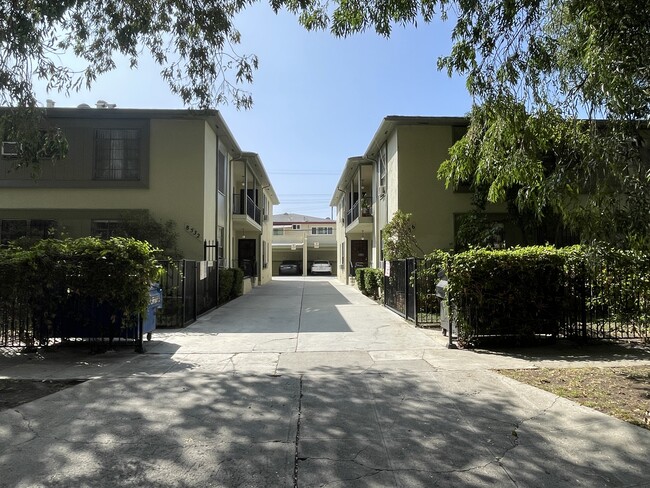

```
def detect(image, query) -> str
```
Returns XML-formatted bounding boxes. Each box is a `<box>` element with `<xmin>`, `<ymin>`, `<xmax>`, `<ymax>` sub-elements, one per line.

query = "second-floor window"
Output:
<box><xmin>217</xmin><ymin>150</ymin><xmax>226</xmax><ymax>194</ymax></box>
<box><xmin>292</xmin><ymin>224</ymin><xmax>301</xmax><ymax>230</ymax></box>
<box><xmin>378</xmin><ymin>142</ymin><xmax>387</xmax><ymax>188</ymax></box>
<box><xmin>311</xmin><ymin>227</ymin><xmax>333</xmax><ymax>235</ymax></box>
<box><xmin>94</xmin><ymin>129</ymin><xmax>141</xmax><ymax>180</ymax></box>
<box><xmin>273</xmin><ymin>228</ymin><xmax>284</xmax><ymax>236</ymax></box>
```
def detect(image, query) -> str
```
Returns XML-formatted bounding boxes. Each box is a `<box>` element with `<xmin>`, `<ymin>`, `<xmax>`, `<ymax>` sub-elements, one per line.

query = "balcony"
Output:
<box><xmin>345</xmin><ymin>196</ymin><xmax>373</xmax><ymax>233</ymax></box>
<box><xmin>233</xmin><ymin>194</ymin><xmax>262</xmax><ymax>233</ymax></box>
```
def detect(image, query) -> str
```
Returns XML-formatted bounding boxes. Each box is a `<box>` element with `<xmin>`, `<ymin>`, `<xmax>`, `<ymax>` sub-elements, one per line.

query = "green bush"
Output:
<box><xmin>218</xmin><ymin>268</ymin><xmax>235</xmax><ymax>304</ymax></box>
<box><xmin>363</xmin><ymin>268</ymin><xmax>384</xmax><ymax>299</ymax></box>
<box><xmin>449</xmin><ymin>246</ymin><xmax>569</xmax><ymax>346</ymax></box>
<box><xmin>355</xmin><ymin>268</ymin><xmax>367</xmax><ymax>292</ymax></box>
<box><xmin>232</xmin><ymin>268</ymin><xmax>244</xmax><ymax>298</ymax></box>
<box><xmin>0</xmin><ymin>237</ymin><xmax>161</xmax><ymax>344</ymax></box>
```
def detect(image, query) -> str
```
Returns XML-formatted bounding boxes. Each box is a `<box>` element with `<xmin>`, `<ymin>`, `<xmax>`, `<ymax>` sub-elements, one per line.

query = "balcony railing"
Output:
<box><xmin>233</xmin><ymin>194</ymin><xmax>262</xmax><ymax>225</ymax></box>
<box><xmin>346</xmin><ymin>196</ymin><xmax>372</xmax><ymax>226</ymax></box>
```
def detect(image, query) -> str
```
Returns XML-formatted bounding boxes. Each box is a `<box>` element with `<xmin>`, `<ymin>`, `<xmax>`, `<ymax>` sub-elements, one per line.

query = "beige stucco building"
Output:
<box><xmin>0</xmin><ymin>107</ymin><xmax>278</xmax><ymax>287</ymax></box>
<box><xmin>330</xmin><ymin>116</ymin><xmax>512</xmax><ymax>284</ymax></box>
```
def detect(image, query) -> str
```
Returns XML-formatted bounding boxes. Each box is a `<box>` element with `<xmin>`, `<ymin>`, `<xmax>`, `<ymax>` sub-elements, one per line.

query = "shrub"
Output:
<box><xmin>355</xmin><ymin>268</ymin><xmax>366</xmax><ymax>292</ymax></box>
<box><xmin>363</xmin><ymin>268</ymin><xmax>384</xmax><ymax>299</ymax></box>
<box><xmin>449</xmin><ymin>246</ymin><xmax>568</xmax><ymax>346</ymax></box>
<box><xmin>0</xmin><ymin>237</ymin><xmax>161</xmax><ymax>345</ymax></box>
<box><xmin>218</xmin><ymin>268</ymin><xmax>235</xmax><ymax>304</ymax></box>
<box><xmin>232</xmin><ymin>268</ymin><xmax>244</xmax><ymax>298</ymax></box>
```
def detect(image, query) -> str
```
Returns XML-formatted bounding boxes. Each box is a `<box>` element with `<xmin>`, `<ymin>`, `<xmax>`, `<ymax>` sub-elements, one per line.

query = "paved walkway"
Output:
<box><xmin>1</xmin><ymin>277</ymin><xmax>649</xmax><ymax>487</ymax></box>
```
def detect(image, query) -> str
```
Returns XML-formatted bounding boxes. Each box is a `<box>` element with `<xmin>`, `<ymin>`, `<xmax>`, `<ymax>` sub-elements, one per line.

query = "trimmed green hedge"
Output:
<box><xmin>218</xmin><ymin>267</ymin><xmax>245</xmax><ymax>305</ymax></box>
<box><xmin>218</xmin><ymin>268</ymin><xmax>235</xmax><ymax>304</ymax></box>
<box><xmin>232</xmin><ymin>267</ymin><xmax>244</xmax><ymax>298</ymax></box>
<box><xmin>0</xmin><ymin>237</ymin><xmax>161</xmax><ymax>344</ymax></box>
<box><xmin>449</xmin><ymin>246</ymin><xmax>571</xmax><ymax>346</ymax></box>
<box><xmin>355</xmin><ymin>267</ymin><xmax>384</xmax><ymax>299</ymax></box>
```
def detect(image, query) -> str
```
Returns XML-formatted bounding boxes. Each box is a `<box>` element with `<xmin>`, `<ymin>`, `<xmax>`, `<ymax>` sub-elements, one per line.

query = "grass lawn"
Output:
<box><xmin>499</xmin><ymin>366</ymin><xmax>650</xmax><ymax>430</ymax></box>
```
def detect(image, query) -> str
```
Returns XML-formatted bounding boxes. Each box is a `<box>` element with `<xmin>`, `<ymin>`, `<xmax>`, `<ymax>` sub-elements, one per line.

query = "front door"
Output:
<box><xmin>350</xmin><ymin>240</ymin><xmax>368</xmax><ymax>274</ymax></box>
<box><xmin>238</xmin><ymin>239</ymin><xmax>257</xmax><ymax>277</ymax></box>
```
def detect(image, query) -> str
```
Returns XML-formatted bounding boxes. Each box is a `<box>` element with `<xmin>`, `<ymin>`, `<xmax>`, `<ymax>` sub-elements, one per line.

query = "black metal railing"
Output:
<box><xmin>233</xmin><ymin>194</ymin><xmax>262</xmax><ymax>225</ymax></box>
<box><xmin>346</xmin><ymin>197</ymin><xmax>372</xmax><ymax>227</ymax></box>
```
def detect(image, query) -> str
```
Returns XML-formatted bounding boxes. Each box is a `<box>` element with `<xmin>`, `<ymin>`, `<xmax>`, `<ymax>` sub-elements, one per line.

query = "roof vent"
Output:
<box><xmin>77</xmin><ymin>103</ymin><xmax>91</xmax><ymax>109</ymax></box>
<box><xmin>46</xmin><ymin>99</ymin><xmax>55</xmax><ymax>108</ymax></box>
<box><xmin>96</xmin><ymin>100</ymin><xmax>117</xmax><ymax>109</ymax></box>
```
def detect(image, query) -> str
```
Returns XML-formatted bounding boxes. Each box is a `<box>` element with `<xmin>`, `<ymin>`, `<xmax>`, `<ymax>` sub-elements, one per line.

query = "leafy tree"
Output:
<box><xmin>382</xmin><ymin>210</ymin><xmax>423</xmax><ymax>260</ymax></box>
<box><xmin>1</xmin><ymin>0</ymin><xmax>266</xmax><ymax>169</ymax></box>
<box><xmin>279</xmin><ymin>0</ymin><xmax>650</xmax><ymax>248</ymax></box>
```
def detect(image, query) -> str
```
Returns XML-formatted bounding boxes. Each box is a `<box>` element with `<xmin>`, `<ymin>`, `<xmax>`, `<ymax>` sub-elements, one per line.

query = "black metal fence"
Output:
<box><xmin>383</xmin><ymin>258</ymin><xmax>441</xmax><ymax>326</ymax></box>
<box><xmin>157</xmin><ymin>260</ymin><xmax>218</xmax><ymax>328</ymax></box>
<box><xmin>559</xmin><ymin>257</ymin><xmax>649</xmax><ymax>341</ymax></box>
<box><xmin>0</xmin><ymin>259</ymin><xmax>219</xmax><ymax>348</ymax></box>
<box><xmin>0</xmin><ymin>294</ymin><xmax>151</xmax><ymax>350</ymax></box>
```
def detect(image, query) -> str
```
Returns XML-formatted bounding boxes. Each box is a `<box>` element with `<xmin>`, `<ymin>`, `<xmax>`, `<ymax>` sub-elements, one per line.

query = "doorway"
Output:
<box><xmin>238</xmin><ymin>239</ymin><xmax>257</xmax><ymax>277</ymax></box>
<box><xmin>350</xmin><ymin>240</ymin><xmax>368</xmax><ymax>274</ymax></box>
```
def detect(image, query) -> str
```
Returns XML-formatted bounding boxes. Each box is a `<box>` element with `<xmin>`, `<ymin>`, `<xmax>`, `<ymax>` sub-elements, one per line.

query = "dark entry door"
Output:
<box><xmin>350</xmin><ymin>240</ymin><xmax>368</xmax><ymax>273</ymax></box>
<box><xmin>238</xmin><ymin>239</ymin><xmax>257</xmax><ymax>277</ymax></box>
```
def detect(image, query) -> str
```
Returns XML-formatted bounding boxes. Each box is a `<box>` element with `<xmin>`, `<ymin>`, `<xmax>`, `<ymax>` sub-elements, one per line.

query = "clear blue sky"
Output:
<box><xmin>34</xmin><ymin>4</ymin><xmax>472</xmax><ymax>219</ymax></box>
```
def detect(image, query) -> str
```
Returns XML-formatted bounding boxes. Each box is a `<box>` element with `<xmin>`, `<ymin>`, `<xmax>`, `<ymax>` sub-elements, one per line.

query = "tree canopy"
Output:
<box><xmin>2</xmin><ymin>1</ymin><xmax>649</xmax><ymax>246</ymax></box>
<box><xmin>283</xmin><ymin>0</ymin><xmax>650</xmax><ymax>247</ymax></box>
<box><xmin>1</xmin><ymin>0</ymin><xmax>272</xmax><ymax>167</ymax></box>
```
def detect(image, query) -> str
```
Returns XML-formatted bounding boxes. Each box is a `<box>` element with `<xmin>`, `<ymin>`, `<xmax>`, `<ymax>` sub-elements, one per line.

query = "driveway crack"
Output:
<box><xmin>293</xmin><ymin>375</ymin><xmax>304</xmax><ymax>488</ymax></box>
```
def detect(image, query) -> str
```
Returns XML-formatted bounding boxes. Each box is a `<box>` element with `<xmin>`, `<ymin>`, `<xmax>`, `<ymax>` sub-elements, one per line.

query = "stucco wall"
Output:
<box><xmin>395</xmin><ymin>125</ymin><xmax>509</xmax><ymax>252</ymax></box>
<box><xmin>0</xmin><ymin>118</ymin><xmax>210</xmax><ymax>259</ymax></box>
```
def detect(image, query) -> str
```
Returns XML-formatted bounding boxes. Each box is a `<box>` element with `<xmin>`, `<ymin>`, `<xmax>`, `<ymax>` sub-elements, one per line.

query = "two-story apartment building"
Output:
<box><xmin>331</xmin><ymin>116</ymin><xmax>514</xmax><ymax>284</ymax></box>
<box><xmin>0</xmin><ymin>106</ymin><xmax>278</xmax><ymax>287</ymax></box>
<box><xmin>272</xmin><ymin>213</ymin><xmax>336</xmax><ymax>276</ymax></box>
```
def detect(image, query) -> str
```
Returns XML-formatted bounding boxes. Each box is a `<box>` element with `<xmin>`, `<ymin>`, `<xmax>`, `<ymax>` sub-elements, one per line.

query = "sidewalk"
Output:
<box><xmin>1</xmin><ymin>277</ymin><xmax>649</xmax><ymax>487</ymax></box>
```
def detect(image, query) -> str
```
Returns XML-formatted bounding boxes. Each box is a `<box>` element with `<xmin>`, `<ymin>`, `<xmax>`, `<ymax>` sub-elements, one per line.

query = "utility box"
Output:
<box><xmin>143</xmin><ymin>284</ymin><xmax>163</xmax><ymax>341</ymax></box>
<box><xmin>435</xmin><ymin>276</ymin><xmax>457</xmax><ymax>341</ymax></box>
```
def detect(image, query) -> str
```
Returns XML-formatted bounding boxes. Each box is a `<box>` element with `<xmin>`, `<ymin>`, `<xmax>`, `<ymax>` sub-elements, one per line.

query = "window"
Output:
<box><xmin>218</xmin><ymin>150</ymin><xmax>226</xmax><ymax>194</ymax></box>
<box><xmin>340</xmin><ymin>242</ymin><xmax>345</xmax><ymax>267</ymax></box>
<box><xmin>273</xmin><ymin>228</ymin><xmax>284</xmax><ymax>236</ymax></box>
<box><xmin>94</xmin><ymin>129</ymin><xmax>141</xmax><ymax>180</ymax></box>
<box><xmin>292</xmin><ymin>224</ymin><xmax>301</xmax><ymax>230</ymax></box>
<box><xmin>91</xmin><ymin>220</ymin><xmax>122</xmax><ymax>239</ymax></box>
<box><xmin>0</xmin><ymin>219</ymin><xmax>57</xmax><ymax>244</ymax></box>
<box><xmin>378</xmin><ymin>142</ymin><xmax>387</xmax><ymax>188</ymax></box>
<box><xmin>217</xmin><ymin>226</ymin><xmax>225</xmax><ymax>266</ymax></box>
<box><xmin>262</xmin><ymin>240</ymin><xmax>268</xmax><ymax>268</ymax></box>
<box><xmin>311</xmin><ymin>227</ymin><xmax>333</xmax><ymax>235</ymax></box>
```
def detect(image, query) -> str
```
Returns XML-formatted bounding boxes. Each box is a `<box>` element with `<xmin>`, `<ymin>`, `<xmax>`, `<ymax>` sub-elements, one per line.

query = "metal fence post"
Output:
<box><xmin>413</xmin><ymin>258</ymin><xmax>419</xmax><ymax>327</ymax></box>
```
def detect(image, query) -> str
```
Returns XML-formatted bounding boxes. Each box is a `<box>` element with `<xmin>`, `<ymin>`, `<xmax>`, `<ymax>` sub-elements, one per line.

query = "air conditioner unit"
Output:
<box><xmin>1</xmin><ymin>141</ymin><xmax>20</xmax><ymax>157</ymax></box>
<box><xmin>378</xmin><ymin>185</ymin><xmax>386</xmax><ymax>196</ymax></box>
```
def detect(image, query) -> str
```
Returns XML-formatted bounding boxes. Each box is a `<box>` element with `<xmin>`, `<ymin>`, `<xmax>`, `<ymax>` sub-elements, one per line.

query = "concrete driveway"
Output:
<box><xmin>1</xmin><ymin>277</ymin><xmax>649</xmax><ymax>487</ymax></box>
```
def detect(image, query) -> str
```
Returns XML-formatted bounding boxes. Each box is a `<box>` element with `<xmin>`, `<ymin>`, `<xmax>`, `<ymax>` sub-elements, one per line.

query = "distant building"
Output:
<box><xmin>272</xmin><ymin>213</ymin><xmax>336</xmax><ymax>276</ymax></box>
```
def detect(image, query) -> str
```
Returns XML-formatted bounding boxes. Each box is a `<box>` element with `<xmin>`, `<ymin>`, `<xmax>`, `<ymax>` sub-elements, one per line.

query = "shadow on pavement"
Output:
<box><xmin>1</xmin><ymin>366</ymin><xmax>648</xmax><ymax>487</ymax></box>
<box><xmin>471</xmin><ymin>340</ymin><xmax>650</xmax><ymax>364</ymax></box>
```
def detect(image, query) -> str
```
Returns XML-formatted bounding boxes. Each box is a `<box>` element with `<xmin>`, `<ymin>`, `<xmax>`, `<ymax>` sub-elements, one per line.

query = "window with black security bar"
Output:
<box><xmin>94</xmin><ymin>129</ymin><xmax>141</xmax><ymax>180</ymax></box>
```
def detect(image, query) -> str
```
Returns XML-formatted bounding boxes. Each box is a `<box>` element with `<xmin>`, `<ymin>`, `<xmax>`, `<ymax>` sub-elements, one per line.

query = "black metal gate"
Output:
<box><xmin>384</xmin><ymin>258</ymin><xmax>441</xmax><ymax>326</ymax></box>
<box><xmin>157</xmin><ymin>260</ymin><xmax>219</xmax><ymax>328</ymax></box>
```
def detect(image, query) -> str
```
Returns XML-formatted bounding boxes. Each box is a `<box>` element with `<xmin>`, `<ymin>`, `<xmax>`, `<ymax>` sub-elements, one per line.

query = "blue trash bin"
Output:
<box><xmin>143</xmin><ymin>284</ymin><xmax>163</xmax><ymax>341</ymax></box>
